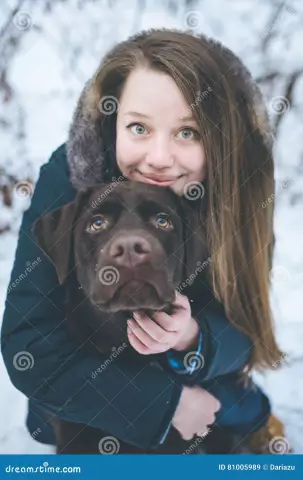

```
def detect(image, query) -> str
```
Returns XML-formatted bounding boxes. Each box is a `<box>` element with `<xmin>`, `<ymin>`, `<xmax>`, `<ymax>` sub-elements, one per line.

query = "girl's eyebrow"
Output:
<box><xmin>124</xmin><ymin>111</ymin><xmax>151</xmax><ymax>118</ymax></box>
<box><xmin>125</xmin><ymin>111</ymin><xmax>197</xmax><ymax>123</ymax></box>
<box><xmin>179</xmin><ymin>114</ymin><xmax>196</xmax><ymax>122</ymax></box>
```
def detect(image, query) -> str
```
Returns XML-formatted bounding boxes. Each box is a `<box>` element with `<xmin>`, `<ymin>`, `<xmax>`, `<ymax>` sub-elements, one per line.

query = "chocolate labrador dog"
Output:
<box><xmin>32</xmin><ymin>180</ymin><xmax>216</xmax><ymax>454</ymax></box>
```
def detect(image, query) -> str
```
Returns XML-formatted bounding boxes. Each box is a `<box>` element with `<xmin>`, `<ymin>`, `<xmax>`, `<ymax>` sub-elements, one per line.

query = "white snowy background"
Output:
<box><xmin>0</xmin><ymin>0</ymin><xmax>302</xmax><ymax>454</ymax></box>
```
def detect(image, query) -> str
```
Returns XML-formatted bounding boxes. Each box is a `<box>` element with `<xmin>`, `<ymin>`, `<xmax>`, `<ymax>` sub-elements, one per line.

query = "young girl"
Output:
<box><xmin>1</xmin><ymin>28</ymin><xmax>289</xmax><ymax>454</ymax></box>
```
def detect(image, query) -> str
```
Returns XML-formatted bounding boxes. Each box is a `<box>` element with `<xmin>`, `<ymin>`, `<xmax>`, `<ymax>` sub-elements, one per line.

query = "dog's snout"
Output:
<box><xmin>109</xmin><ymin>235</ymin><xmax>151</xmax><ymax>267</ymax></box>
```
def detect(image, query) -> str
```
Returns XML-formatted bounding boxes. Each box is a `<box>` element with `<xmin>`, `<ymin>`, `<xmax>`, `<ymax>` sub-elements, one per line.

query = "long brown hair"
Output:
<box><xmin>88</xmin><ymin>28</ymin><xmax>283</xmax><ymax>373</ymax></box>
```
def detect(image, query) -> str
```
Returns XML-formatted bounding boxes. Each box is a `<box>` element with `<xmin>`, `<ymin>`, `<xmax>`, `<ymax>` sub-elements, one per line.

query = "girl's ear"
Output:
<box><xmin>31</xmin><ymin>191</ymin><xmax>87</xmax><ymax>284</ymax></box>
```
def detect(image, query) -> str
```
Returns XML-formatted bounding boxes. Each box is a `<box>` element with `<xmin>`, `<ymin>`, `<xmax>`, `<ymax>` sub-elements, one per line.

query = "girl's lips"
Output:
<box><xmin>140</xmin><ymin>177</ymin><xmax>176</xmax><ymax>186</ymax></box>
<box><xmin>137</xmin><ymin>171</ymin><xmax>184</xmax><ymax>186</ymax></box>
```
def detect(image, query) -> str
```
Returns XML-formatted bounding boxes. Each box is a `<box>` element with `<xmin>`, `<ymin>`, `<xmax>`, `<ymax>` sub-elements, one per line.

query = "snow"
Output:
<box><xmin>0</xmin><ymin>0</ymin><xmax>302</xmax><ymax>454</ymax></box>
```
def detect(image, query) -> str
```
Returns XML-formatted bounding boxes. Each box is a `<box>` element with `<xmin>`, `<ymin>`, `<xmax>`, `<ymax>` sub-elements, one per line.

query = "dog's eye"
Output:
<box><xmin>87</xmin><ymin>216</ymin><xmax>108</xmax><ymax>232</ymax></box>
<box><xmin>154</xmin><ymin>214</ymin><xmax>173</xmax><ymax>229</ymax></box>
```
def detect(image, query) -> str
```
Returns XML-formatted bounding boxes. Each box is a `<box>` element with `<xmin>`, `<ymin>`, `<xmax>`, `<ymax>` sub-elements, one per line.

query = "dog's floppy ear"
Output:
<box><xmin>31</xmin><ymin>191</ymin><xmax>86</xmax><ymax>284</ymax></box>
<box><xmin>179</xmin><ymin>198</ymin><xmax>210</xmax><ymax>280</ymax></box>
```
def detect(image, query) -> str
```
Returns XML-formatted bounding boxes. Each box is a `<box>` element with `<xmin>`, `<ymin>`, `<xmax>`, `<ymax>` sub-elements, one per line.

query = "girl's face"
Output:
<box><xmin>116</xmin><ymin>68</ymin><xmax>206</xmax><ymax>196</ymax></box>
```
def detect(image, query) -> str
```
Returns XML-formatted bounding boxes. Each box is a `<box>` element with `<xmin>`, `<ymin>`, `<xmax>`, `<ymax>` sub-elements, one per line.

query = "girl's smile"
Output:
<box><xmin>135</xmin><ymin>170</ymin><xmax>186</xmax><ymax>186</ymax></box>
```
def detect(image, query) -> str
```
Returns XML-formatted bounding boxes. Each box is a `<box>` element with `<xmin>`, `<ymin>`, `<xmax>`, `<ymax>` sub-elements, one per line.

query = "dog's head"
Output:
<box><xmin>32</xmin><ymin>181</ymin><xmax>208</xmax><ymax>313</ymax></box>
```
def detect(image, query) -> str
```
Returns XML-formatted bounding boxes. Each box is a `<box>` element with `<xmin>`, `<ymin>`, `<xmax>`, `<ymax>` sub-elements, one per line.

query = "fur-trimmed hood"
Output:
<box><xmin>66</xmin><ymin>79</ymin><xmax>122</xmax><ymax>191</ymax></box>
<box><xmin>66</xmin><ymin>31</ymin><xmax>273</xmax><ymax>191</ymax></box>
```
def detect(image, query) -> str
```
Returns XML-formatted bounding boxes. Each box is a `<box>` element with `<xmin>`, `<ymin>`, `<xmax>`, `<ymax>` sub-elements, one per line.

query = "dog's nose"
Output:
<box><xmin>109</xmin><ymin>236</ymin><xmax>151</xmax><ymax>267</ymax></box>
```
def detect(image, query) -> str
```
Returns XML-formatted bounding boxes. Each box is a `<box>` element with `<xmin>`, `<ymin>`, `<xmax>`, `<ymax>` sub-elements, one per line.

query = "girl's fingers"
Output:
<box><xmin>133</xmin><ymin>312</ymin><xmax>176</xmax><ymax>341</ymax></box>
<box><xmin>151</xmin><ymin>310</ymin><xmax>178</xmax><ymax>332</ymax></box>
<box><xmin>127</xmin><ymin>328</ymin><xmax>150</xmax><ymax>354</ymax></box>
<box><xmin>128</xmin><ymin>320</ymin><xmax>171</xmax><ymax>350</ymax></box>
<box><xmin>127</xmin><ymin>328</ymin><xmax>169</xmax><ymax>355</ymax></box>
<box><xmin>151</xmin><ymin>295</ymin><xmax>191</xmax><ymax>331</ymax></box>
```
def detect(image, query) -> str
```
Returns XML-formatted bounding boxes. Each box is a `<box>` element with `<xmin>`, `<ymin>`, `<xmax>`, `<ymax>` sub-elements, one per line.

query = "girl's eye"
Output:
<box><xmin>128</xmin><ymin>123</ymin><xmax>148</xmax><ymax>136</ymax></box>
<box><xmin>87</xmin><ymin>216</ymin><xmax>107</xmax><ymax>232</ymax></box>
<box><xmin>177</xmin><ymin>128</ymin><xmax>199</xmax><ymax>140</ymax></box>
<box><xmin>154</xmin><ymin>214</ymin><xmax>173</xmax><ymax>229</ymax></box>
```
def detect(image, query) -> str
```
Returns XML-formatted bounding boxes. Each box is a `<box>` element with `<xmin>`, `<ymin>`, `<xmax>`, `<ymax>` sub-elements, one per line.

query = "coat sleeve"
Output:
<box><xmin>193</xmin><ymin>300</ymin><xmax>253</xmax><ymax>381</ymax></box>
<box><xmin>161</xmin><ymin>294</ymin><xmax>252</xmax><ymax>385</ymax></box>
<box><xmin>0</xmin><ymin>146</ymin><xmax>182</xmax><ymax>449</ymax></box>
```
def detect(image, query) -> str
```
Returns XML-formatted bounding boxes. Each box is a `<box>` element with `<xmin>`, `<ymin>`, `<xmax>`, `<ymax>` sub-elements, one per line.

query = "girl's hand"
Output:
<box><xmin>172</xmin><ymin>386</ymin><xmax>221</xmax><ymax>440</ymax></box>
<box><xmin>127</xmin><ymin>291</ymin><xmax>200</xmax><ymax>355</ymax></box>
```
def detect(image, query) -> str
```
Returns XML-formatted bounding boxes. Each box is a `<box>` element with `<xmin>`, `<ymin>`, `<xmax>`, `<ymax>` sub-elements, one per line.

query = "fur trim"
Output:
<box><xmin>66</xmin><ymin>79</ymin><xmax>120</xmax><ymax>190</ymax></box>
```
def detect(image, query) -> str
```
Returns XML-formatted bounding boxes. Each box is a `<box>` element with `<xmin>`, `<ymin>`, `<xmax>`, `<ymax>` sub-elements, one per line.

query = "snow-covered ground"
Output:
<box><xmin>0</xmin><ymin>0</ymin><xmax>302</xmax><ymax>454</ymax></box>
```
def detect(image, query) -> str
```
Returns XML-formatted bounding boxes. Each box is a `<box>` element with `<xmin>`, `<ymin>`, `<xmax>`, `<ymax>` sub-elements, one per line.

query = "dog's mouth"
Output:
<box><xmin>92</xmin><ymin>273</ymin><xmax>175</xmax><ymax>313</ymax></box>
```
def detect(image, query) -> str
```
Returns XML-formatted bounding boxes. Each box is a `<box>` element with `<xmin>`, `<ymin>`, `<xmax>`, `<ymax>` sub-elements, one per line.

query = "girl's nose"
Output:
<box><xmin>145</xmin><ymin>139</ymin><xmax>174</xmax><ymax>169</ymax></box>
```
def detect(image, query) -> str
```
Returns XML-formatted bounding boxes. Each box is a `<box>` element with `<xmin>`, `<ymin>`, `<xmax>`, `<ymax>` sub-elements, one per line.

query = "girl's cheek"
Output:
<box><xmin>117</xmin><ymin>149</ymin><xmax>140</xmax><ymax>175</ymax></box>
<box><xmin>119</xmin><ymin>136</ymin><xmax>145</xmax><ymax>162</ymax></box>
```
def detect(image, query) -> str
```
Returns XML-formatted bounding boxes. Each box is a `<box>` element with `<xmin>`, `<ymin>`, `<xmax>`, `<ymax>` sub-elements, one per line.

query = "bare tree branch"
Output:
<box><xmin>274</xmin><ymin>69</ymin><xmax>303</xmax><ymax>131</ymax></box>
